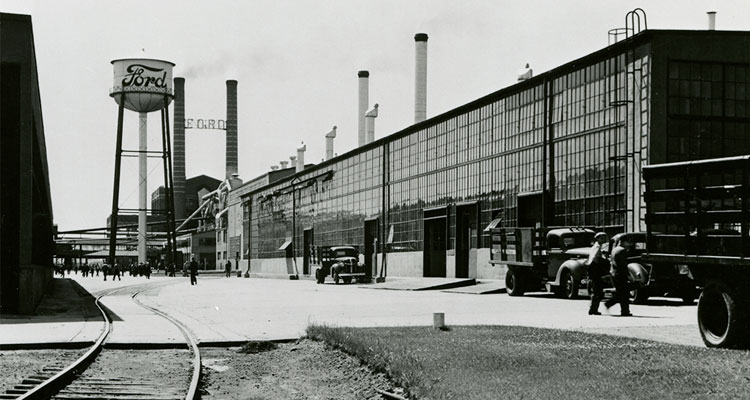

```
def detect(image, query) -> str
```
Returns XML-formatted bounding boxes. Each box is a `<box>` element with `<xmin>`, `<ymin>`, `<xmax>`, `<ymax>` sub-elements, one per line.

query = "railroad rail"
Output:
<box><xmin>6</xmin><ymin>285</ymin><xmax>201</xmax><ymax>400</ymax></box>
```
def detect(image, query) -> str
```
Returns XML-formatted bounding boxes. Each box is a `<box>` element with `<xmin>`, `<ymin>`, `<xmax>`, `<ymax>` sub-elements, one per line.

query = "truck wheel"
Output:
<box><xmin>314</xmin><ymin>269</ymin><xmax>322</xmax><ymax>284</ymax></box>
<box><xmin>698</xmin><ymin>280</ymin><xmax>749</xmax><ymax>349</ymax></box>
<box><xmin>343</xmin><ymin>276</ymin><xmax>352</xmax><ymax>284</ymax></box>
<box><xmin>505</xmin><ymin>269</ymin><xmax>525</xmax><ymax>297</ymax></box>
<box><xmin>561</xmin><ymin>269</ymin><xmax>579</xmax><ymax>300</ymax></box>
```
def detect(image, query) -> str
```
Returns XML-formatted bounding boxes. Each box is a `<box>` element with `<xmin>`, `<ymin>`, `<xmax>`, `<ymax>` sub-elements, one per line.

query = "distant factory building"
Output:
<box><xmin>0</xmin><ymin>13</ymin><xmax>55</xmax><ymax>314</ymax></box>
<box><xmin>236</xmin><ymin>28</ymin><xmax>750</xmax><ymax>280</ymax></box>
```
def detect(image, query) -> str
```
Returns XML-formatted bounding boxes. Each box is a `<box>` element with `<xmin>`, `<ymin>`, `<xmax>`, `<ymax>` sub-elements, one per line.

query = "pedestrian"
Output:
<box><xmin>605</xmin><ymin>236</ymin><xmax>633</xmax><ymax>317</ymax></box>
<box><xmin>190</xmin><ymin>256</ymin><xmax>198</xmax><ymax>285</ymax></box>
<box><xmin>102</xmin><ymin>263</ymin><xmax>109</xmax><ymax>281</ymax></box>
<box><xmin>225</xmin><ymin>259</ymin><xmax>232</xmax><ymax>278</ymax></box>
<box><xmin>145</xmin><ymin>263</ymin><xmax>151</xmax><ymax>279</ymax></box>
<box><xmin>585</xmin><ymin>232</ymin><xmax>608</xmax><ymax>315</ymax></box>
<box><xmin>183</xmin><ymin>260</ymin><xmax>189</xmax><ymax>277</ymax></box>
<box><xmin>112</xmin><ymin>262</ymin><xmax>122</xmax><ymax>281</ymax></box>
<box><xmin>95</xmin><ymin>264</ymin><xmax>100</xmax><ymax>277</ymax></box>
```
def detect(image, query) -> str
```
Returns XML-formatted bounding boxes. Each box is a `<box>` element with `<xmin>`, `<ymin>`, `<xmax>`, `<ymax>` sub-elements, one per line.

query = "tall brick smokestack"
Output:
<box><xmin>226</xmin><ymin>80</ymin><xmax>238</xmax><ymax>179</ymax></box>
<box><xmin>358</xmin><ymin>71</ymin><xmax>369</xmax><ymax>147</ymax></box>
<box><xmin>173</xmin><ymin>77</ymin><xmax>186</xmax><ymax>220</ymax></box>
<box><xmin>414</xmin><ymin>33</ymin><xmax>428</xmax><ymax>123</ymax></box>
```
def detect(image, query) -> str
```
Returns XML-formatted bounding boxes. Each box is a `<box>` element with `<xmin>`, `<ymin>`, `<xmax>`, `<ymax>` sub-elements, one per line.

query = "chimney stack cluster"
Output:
<box><xmin>707</xmin><ymin>11</ymin><xmax>716</xmax><ymax>30</ymax></box>
<box><xmin>280</xmin><ymin>160</ymin><xmax>288</xmax><ymax>169</ymax></box>
<box><xmin>357</xmin><ymin>71</ymin><xmax>369</xmax><ymax>147</ymax></box>
<box><xmin>226</xmin><ymin>80</ymin><xmax>238</xmax><ymax>179</ymax></box>
<box><xmin>173</xmin><ymin>77</ymin><xmax>186</xmax><ymax>220</ymax></box>
<box><xmin>365</xmin><ymin>104</ymin><xmax>379</xmax><ymax>144</ymax></box>
<box><xmin>414</xmin><ymin>33</ymin><xmax>428</xmax><ymax>124</ymax></box>
<box><xmin>297</xmin><ymin>143</ymin><xmax>306</xmax><ymax>173</ymax></box>
<box><xmin>325</xmin><ymin>126</ymin><xmax>337</xmax><ymax>161</ymax></box>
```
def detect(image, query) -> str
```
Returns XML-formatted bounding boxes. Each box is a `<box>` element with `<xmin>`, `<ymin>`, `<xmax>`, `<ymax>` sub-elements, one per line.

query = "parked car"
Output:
<box><xmin>313</xmin><ymin>246</ymin><xmax>369</xmax><ymax>284</ymax></box>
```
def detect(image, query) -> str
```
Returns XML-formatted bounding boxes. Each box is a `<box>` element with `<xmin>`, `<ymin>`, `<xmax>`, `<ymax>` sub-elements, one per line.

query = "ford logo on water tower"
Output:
<box><xmin>110</xmin><ymin>58</ymin><xmax>174</xmax><ymax>112</ymax></box>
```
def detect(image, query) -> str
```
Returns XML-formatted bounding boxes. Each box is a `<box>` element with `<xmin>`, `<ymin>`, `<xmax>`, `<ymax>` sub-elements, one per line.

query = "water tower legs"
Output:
<box><xmin>138</xmin><ymin>112</ymin><xmax>147</xmax><ymax>264</ymax></box>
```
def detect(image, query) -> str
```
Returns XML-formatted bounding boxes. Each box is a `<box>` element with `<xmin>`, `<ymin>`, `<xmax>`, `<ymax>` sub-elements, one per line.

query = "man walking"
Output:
<box><xmin>190</xmin><ymin>256</ymin><xmax>198</xmax><ymax>285</ymax></box>
<box><xmin>585</xmin><ymin>232</ymin><xmax>608</xmax><ymax>315</ymax></box>
<box><xmin>225</xmin><ymin>259</ymin><xmax>232</xmax><ymax>278</ymax></box>
<box><xmin>605</xmin><ymin>236</ymin><xmax>633</xmax><ymax>316</ymax></box>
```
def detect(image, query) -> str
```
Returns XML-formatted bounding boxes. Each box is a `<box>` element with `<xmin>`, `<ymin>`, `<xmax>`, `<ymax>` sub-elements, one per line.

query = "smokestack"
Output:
<box><xmin>280</xmin><ymin>161</ymin><xmax>289</xmax><ymax>169</ymax></box>
<box><xmin>366</xmin><ymin>104</ymin><xmax>378</xmax><ymax>144</ymax></box>
<box><xmin>270</xmin><ymin>165</ymin><xmax>279</xmax><ymax>171</ymax></box>
<box><xmin>296</xmin><ymin>143</ymin><xmax>306</xmax><ymax>173</ymax></box>
<box><xmin>289</xmin><ymin>155</ymin><xmax>297</xmax><ymax>171</ymax></box>
<box><xmin>358</xmin><ymin>71</ymin><xmax>369</xmax><ymax>147</ymax></box>
<box><xmin>173</xmin><ymin>77</ymin><xmax>186</xmax><ymax>220</ymax></box>
<box><xmin>226</xmin><ymin>80</ymin><xmax>238</xmax><ymax>179</ymax></box>
<box><xmin>414</xmin><ymin>33</ymin><xmax>428</xmax><ymax>123</ymax></box>
<box><xmin>707</xmin><ymin>11</ymin><xmax>716</xmax><ymax>30</ymax></box>
<box><xmin>325</xmin><ymin>126</ymin><xmax>337</xmax><ymax>161</ymax></box>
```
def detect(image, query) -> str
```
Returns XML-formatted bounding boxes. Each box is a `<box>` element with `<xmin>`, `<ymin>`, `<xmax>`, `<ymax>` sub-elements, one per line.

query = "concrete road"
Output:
<box><xmin>72</xmin><ymin>275</ymin><xmax>702</xmax><ymax>347</ymax></box>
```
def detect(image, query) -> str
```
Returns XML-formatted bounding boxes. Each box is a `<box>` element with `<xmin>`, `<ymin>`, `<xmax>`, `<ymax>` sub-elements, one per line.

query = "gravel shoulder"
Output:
<box><xmin>200</xmin><ymin>339</ymin><xmax>396</xmax><ymax>399</ymax></box>
<box><xmin>0</xmin><ymin>349</ymin><xmax>85</xmax><ymax>393</ymax></box>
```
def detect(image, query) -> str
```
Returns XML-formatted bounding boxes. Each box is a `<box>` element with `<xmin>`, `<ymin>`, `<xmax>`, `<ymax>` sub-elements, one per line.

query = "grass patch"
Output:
<box><xmin>237</xmin><ymin>340</ymin><xmax>278</xmax><ymax>354</ymax></box>
<box><xmin>306</xmin><ymin>324</ymin><xmax>750</xmax><ymax>400</ymax></box>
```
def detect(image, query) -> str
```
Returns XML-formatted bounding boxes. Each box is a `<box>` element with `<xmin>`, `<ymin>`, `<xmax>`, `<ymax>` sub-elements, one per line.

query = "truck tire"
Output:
<box><xmin>315</xmin><ymin>269</ymin><xmax>322</xmax><ymax>284</ymax></box>
<box><xmin>506</xmin><ymin>269</ymin><xmax>525</xmax><ymax>297</ymax></box>
<box><xmin>698</xmin><ymin>280</ymin><xmax>749</xmax><ymax>349</ymax></box>
<box><xmin>343</xmin><ymin>276</ymin><xmax>352</xmax><ymax>284</ymax></box>
<box><xmin>561</xmin><ymin>269</ymin><xmax>579</xmax><ymax>300</ymax></box>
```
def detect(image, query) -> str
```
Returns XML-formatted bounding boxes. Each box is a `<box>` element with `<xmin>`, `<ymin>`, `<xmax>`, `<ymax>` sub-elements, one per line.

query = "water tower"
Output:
<box><xmin>108</xmin><ymin>58</ymin><xmax>178</xmax><ymax>267</ymax></box>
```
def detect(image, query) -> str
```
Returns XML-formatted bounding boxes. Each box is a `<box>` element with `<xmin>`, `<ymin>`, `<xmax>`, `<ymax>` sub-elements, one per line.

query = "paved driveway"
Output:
<box><xmin>74</xmin><ymin>275</ymin><xmax>702</xmax><ymax>347</ymax></box>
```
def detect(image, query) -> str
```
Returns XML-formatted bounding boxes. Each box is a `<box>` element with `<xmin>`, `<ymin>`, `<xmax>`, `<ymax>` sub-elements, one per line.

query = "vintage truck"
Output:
<box><xmin>313</xmin><ymin>245</ymin><xmax>369</xmax><ymax>284</ymax></box>
<box><xmin>491</xmin><ymin>227</ymin><xmax>594</xmax><ymax>299</ymax></box>
<box><xmin>643</xmin><ymin>155</ymin><xmax>750</xmax><ymax>348</ymax></box>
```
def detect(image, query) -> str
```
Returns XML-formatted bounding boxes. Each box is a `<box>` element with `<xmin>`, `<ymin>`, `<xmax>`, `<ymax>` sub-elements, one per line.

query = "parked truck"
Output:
<box><xmin>313</xmin><ymin>245</ymin><xmax>369</xmax><ymax>284</ymax></box>
<box><xmin>643</xmin><ymin>155</ymin><xmax>750</xmax><ymax>348</ymax></box>
<box><xmin>491</xmin><ymin>227</ymin><xmax>595</xmax><ymax>299</ymax></box>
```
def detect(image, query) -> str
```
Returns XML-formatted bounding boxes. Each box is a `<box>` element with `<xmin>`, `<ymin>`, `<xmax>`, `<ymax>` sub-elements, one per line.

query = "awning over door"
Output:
<box><xmin>483</xmin><ymin>218</ymin><xmax>503</xmax><ymax>233</ymax></box>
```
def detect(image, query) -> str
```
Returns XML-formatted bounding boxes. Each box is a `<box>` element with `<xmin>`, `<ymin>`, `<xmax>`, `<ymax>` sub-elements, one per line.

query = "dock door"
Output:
<box><xmin>423</xmin><ymin>207</ymin><xmax>447</xmax><ymax>277</ymax></box>
<box><xmin>303</xmin><ymin>228</ymin><xmax>313</xmax><ymax>275</ymax></box>
<box><xmin>364</xmin><ymin>218</ymin><xmax>378</xmax><ymax>277</ymax></box>
<box><xmin>455</xmin><ymin>202</ymin><xmax>478</xmax><ymax>278</ymax></box>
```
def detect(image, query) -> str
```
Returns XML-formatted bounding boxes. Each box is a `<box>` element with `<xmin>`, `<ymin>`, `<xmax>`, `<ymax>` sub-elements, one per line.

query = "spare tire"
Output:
<box><xmin>698</xmin><ymin>280</ymin><xmax>749</xmax><ymax>349</ymax></box>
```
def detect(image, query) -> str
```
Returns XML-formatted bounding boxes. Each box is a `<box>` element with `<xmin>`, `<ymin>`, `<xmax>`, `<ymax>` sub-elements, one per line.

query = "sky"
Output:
<box><xmin>2</xmin><ymin>0</ymin><xmax>742</xmax><ymax>231</ymax></box>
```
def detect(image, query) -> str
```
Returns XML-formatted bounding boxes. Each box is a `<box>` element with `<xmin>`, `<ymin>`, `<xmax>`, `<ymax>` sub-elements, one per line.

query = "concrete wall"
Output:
<box><xmin>476</xmin><ymin>248</ymin><xmax>507</xmax><ymax>280</ymax></box>
<box><xmin>384</xmin><ymin>251</ymin><xmax>423</xmax><ymax>277</ymax></box>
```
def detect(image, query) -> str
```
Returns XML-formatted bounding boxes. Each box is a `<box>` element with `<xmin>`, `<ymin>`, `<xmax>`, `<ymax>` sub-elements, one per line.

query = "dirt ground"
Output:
<box><xmin>0</xmin><ymin>349</ymin><xmax>85</xmax><ymax>393</ymax></box>
<box><xmin>200</xmin><ymin>339</ymin><xmax>400</xmax><ymax>399</ymax></box>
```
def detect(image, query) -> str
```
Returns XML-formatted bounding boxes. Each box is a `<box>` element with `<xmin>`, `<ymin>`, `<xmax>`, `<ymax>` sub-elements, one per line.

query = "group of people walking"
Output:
<box><xmin>585</xmin><ymin>232</ymin><xmax>633</xmax><ymax>317</ymax></box>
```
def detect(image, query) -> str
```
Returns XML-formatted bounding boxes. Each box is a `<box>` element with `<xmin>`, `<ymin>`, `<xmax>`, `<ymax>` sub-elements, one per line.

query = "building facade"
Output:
<box><xmin>240</xmin><ymin>30</ymin><xmax>750</xmax><ymax>280</ymax></box>
<box><xmin>0</xmin><ymin>13</ymin><xmax>55</xmax><ymax>314</ymax></box>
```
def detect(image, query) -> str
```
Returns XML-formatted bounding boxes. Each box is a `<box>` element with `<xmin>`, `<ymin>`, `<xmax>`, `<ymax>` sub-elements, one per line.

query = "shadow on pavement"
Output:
<box><xmin>0</xmin><ymin>278</ymin><xmax>122</xmax><ymax>323</ymax></box>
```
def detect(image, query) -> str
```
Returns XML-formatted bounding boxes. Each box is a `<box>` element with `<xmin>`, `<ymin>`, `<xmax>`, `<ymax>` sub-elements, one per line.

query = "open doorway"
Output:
<box><xmin>303</xmin><ymin>228</ymin><xmax>313</xmax><ymax>275</ymax></box>
<box><xmin>364</xmin><ymin>218</ymin><xmax>378</xmax><ymax>277</ymax></box>
<box><xmin>517</xmin><ymin>191</ymin><xmax>552</xmax><ymax>228</ymax></box>
<box><xmin>423</xmin><ymin>207</ymin><xmax>447</xmax><ymax>277</ymax></box>
<box><xmin>455</xmin><ymin>202</ymin><xmax>478</xmax><ymax>279</ymax></box>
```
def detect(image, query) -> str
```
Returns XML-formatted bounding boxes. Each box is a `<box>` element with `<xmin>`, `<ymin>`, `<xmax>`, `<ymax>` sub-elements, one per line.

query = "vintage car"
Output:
<box><xmin>496</xmin><ymin>227</ymin><xmax>595</xmax><ymax>299</ymax></box>
<box><xmin>608</xmin><ymin>232</ymin><xmax>698</xmax><ymax>304</ymax></box>
<box><xmin>313</xmin><ymin>245</ymin><xmax>369</xmax><ymax>284</ymax></box>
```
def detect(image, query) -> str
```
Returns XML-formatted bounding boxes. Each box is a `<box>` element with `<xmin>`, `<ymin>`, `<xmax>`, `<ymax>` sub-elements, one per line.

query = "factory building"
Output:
<box><xmin>0</xmin><ymin>13</ymin><xmax>55</xmax><ymax>314</ymax></box>
<box><xmin>237</xmin><ymin>29</ymin><xmax>750</xmax><ymax>279</ymax></box>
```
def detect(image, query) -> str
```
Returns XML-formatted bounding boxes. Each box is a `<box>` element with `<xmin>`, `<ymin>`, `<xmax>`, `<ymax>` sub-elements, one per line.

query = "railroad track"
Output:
<box><xmin>4</xmin><ymin>284</ymin><xmax>201</xmax><ymax>400</ymax></box>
